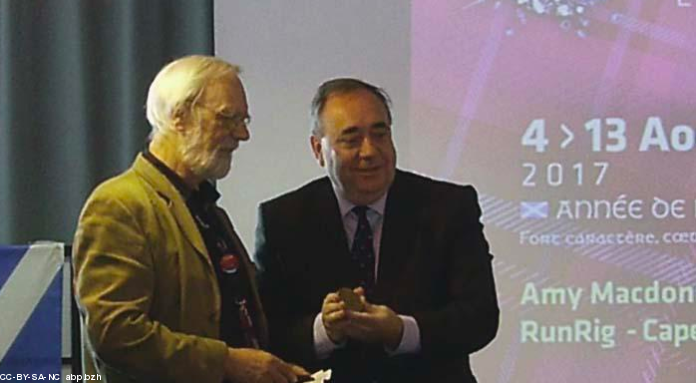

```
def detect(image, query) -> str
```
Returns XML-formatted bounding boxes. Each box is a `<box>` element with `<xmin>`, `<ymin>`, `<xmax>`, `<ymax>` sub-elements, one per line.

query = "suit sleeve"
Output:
<box><xmin>254</xmin><ymin>203</ymin><xmax>320</xmax><ymax>368</ymax></box>
<box><xmin>73</xmin><ymin>190</ymin><xmax>228</xmax><ymax>383</ymax></box>
<box><xmin>411</xmin><ymin>186</ymin><xmax>500</xmax><ymax>357</ymax></box>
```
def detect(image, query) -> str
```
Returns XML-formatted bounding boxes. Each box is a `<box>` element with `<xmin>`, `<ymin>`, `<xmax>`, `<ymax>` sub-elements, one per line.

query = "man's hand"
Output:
<box><xmin>343</xmin><ymin>289</ymin><xmax>404</xmax><ymax>350</ymax></box>
<box><xmin>321</xmin><ymin>292</ymin><xmax>349</xmax><ymax>344</ymax></box>
<box><xmin>224</xmin><ymin>348</ymin><xmax>308</xmax><ymax>383</ymax></box>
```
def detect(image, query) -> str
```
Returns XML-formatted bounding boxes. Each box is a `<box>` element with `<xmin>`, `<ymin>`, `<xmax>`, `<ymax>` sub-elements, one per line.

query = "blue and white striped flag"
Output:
<box><xmin>0</xmin><ymin>243</ymin><xmax>64</xmax><ymax>375</ymax></box>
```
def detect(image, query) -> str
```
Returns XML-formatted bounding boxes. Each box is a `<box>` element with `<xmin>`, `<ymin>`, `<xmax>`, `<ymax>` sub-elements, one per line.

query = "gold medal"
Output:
<box><xmin>338</xmin><ymin>287</ymin><xmax>364</xmax><ymax>312</ymax></box>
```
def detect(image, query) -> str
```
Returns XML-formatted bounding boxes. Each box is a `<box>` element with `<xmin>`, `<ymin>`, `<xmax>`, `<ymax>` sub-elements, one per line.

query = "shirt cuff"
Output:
<box><xmin>385</xmin><ymin>315</ymin><xmax>421</xmax><ymax>356</ymax></box>
<box><xmin>313</xmin><ymin>313</ymin><xmax>345</xmax><ymax>359</ymax></box>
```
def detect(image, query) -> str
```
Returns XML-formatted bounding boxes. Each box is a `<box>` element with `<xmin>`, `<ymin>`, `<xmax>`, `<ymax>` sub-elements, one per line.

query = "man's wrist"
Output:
<box><xmin>313</xmin><ymin>313</ymin><xmax>345</xmax><ymax>359</ymax></box>
<box><xmin>326</xmin><ymin>328</ymin><xmax>345</xmax><ymax>344</ymax></box>
<box><xmin>385</xmin><ymin>316</ymin><xmax>404</xmax><ymax>351</ymax></box>
<box><xmin>385</xmin><ymin>315</ymin><xmax>421</xmax><ymax>356</ymax></box>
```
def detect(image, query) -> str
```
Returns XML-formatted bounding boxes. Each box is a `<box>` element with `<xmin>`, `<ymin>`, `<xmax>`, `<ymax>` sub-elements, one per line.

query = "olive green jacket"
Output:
<box><xmin>73</xmin><ymin>154</ymin><xmax>268</xmax><ymax>383</ymax></box>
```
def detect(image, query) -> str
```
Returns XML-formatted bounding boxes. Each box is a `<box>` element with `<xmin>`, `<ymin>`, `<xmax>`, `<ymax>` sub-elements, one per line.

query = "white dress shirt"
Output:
<box><xmin>313</xmin><ymin>188</ymin><xmax>421</xmax><ymax>359</ymax></box>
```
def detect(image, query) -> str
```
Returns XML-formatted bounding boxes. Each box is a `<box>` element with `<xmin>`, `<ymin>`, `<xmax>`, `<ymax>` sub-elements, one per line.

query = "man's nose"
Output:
<box><xmin>358</xmin><ymin>137</ymin><xmax>377</xmax><ymax>158</ymax></box>
<box><xmin>233</xmin><ymin>124</ymin><xmax>250</xmax><ymax>141</ymax></box>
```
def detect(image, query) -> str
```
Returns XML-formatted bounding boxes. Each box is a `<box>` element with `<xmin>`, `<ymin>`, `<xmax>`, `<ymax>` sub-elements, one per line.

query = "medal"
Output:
<box><xmin>338</xmin><ymin>287</ymin><xmax>364</xmax><ymax>311</ymax></box>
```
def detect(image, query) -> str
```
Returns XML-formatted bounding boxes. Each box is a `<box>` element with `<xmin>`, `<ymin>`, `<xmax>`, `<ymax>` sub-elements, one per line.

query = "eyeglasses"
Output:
<box><xmin>194</xmin><ymin>103</ymin><xmax>251</xmax><ymax>130</ymax></box>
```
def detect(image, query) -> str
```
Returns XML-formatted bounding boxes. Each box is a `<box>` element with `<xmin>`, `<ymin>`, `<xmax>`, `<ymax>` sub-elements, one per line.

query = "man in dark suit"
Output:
<box><xmin>255</xmin><ymin>78</ymin><xmax>499</xmax><ymax>382</ymax></box>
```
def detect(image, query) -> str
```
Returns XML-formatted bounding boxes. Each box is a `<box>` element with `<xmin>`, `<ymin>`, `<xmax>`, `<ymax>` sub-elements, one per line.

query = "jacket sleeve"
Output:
<box><xmin>73</xmin><ymin>188</ymin><xmax>228</xmax><ymax>383</ymax></box>
<box><xmin>411</xmin><ymin>186</ymin><xmax>500</xmax><ymax>357</ymax></box>
<box><xmin>254</xmin><ymin>203</ymin><xmax>320</xmax><ymax>368</ymax></box>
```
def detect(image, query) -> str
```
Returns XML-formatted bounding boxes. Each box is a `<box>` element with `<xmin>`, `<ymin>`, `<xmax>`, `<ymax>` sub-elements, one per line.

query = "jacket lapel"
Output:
<box><xmin>131</xmin><ymin>154</ymin><xmax>210</xmax><ymax>265</ymax></box>
<box><xmin>375</xmin><ymin>171</ymin><xmax>420</xmax><ymax>303</ymax></box>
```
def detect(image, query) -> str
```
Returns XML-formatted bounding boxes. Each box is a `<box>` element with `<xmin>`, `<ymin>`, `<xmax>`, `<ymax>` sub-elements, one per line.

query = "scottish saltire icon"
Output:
<box><xmin>0</xmin><ymin>243</ymin><xmax>64</xmax><ymax>375</ymax></box>
<box><xmin>520</xmin><ymin>201</ymin><xmax>549</xmax><ymax>219</ymax></box>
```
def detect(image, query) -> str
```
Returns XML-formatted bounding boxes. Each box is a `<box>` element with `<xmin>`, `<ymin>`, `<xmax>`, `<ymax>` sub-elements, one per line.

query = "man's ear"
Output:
<box><xmin>310</xmin><ymin>135</ymin><xmax>325</xmax><ymax>167</ymax></box>
<box><xmin>171</xmin><ymin>106</ymin><xmax>190</xmax><ymax>133</ymax></box>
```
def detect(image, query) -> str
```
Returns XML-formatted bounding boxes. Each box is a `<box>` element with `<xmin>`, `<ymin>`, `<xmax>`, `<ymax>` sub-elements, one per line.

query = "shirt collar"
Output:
<box><xmin>332</xmin><ymin>183</ymin><xmax>388</xmax><ymax>218</ymax></box>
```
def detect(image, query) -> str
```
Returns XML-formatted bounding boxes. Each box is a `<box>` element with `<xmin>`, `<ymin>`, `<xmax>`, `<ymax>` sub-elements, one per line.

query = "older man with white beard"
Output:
<box><xmin>73</xmin><ymin>55</ymin><xmax>307</xmax><ymax>383</ymax></box>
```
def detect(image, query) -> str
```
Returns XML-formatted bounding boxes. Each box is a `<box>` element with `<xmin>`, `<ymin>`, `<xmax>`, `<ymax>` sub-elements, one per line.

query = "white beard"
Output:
<box><xmin>180</xmin><ymin>132</ymin><xmax>233</xmax><ymax>181</ymax></box>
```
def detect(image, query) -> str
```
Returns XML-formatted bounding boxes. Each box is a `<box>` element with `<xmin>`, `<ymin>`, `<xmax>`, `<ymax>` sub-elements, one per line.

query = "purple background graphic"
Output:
<box><xmin>412</xmin><ymin>0</ymin><xmax>696</xmax><ymax>381</ymax></box>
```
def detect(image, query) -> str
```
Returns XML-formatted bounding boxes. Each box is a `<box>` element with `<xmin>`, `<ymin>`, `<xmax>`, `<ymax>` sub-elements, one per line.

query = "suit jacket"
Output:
<box><xmin>73</xmin><ymin>154</ymin><xmax>268</xmax><ymax>383</ymax></box>
<box><xmin>255</xmin><ymin>170</ymin><xmax>499</xmax><ymax>383</ymax></box>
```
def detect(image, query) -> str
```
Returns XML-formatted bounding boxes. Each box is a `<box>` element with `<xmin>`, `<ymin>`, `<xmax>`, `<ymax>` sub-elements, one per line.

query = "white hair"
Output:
<box><xmin>145</xmin><ymin>55</ymin><xmax>240</xmax><ymax>139</ymax></box>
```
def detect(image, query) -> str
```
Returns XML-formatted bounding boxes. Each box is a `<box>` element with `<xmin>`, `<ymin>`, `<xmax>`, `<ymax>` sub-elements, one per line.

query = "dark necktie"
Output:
<box><xmin>351</xmin><ymin>206</ymin><xmax>375</xmax><ymax>295</ymax></box>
